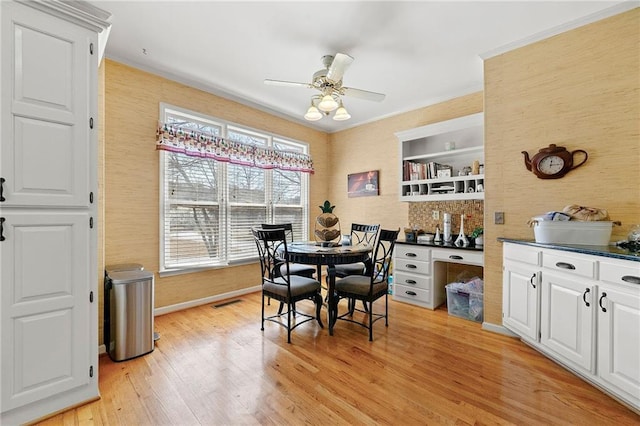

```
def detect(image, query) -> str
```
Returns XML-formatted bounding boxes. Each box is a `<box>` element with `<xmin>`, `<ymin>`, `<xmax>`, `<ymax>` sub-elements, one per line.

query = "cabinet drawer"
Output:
<box><xmin>432</xmin><ymin>248</ymin><xmax>483</xmax><ymax>266</ymax></box>
<box><xmin>599</xmin><ymin>259</ymin><xmax>640</xmax><ymax>286</ymax></box>
<box><xmin>393</xmin><ymin>283</ymin><xmax>431</xmax><ymax>303</ymax></box>
<box><xmin>504</xmin><ymin>243</ymin><xmax>540</xmax><ymax>266</ymax></box>
<box><xmin>395</xmin><ymin>258</ymin><xmax>430</xmax><ymax>275</ymax></box>
<box><xmin>542</xmin><ymin>251</ymin><xmax>596</xmax><ymax>279</ymax></box>
<box><xmin>394</xmin><ymin>271</ymin><xmax>431</xmax><ymax>290</ymax></box>
<box><xmin>395</xmin><ymin>244</ymin><xmax>431</xmax><ymax>261</ymax></box>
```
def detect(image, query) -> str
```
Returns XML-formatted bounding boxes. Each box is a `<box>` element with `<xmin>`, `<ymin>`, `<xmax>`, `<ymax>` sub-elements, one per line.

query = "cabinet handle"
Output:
<box><xmin>0</xmin><ymin>217</ymin><xmax>5</xmax><ymax>241</ymax></box>
<box><xmin>555</xmin><ymin>262</ymin><xmax>576</xmax><ymax>270</ymax></box>
<box><xmin>622</xmin><ymin>275</ymin><xmax>640</xmax><ymax>284</ymax></box>
<box><xmin>599</xmin><ymin>292</ymin><xmax>607</xmax><ymax>313</ymax></box>
<box><xmin>405</xmin><ymin>291</ymin><xmax>417</xmax><ymax>296</ymax></box>
<box><xmin>582</xmin><ymin>288</ymin><xmax>590</xmax><ymax>307</ymax></box>
<box><xmin>0</xmin><ymin>177</ymin><xmax>5</xmax><ymax>202</ymax></box>
<box><xmin>449</xmin><ymin>255</ymin><xmax>463</xmax><ymax>260</ymax></box>
<box><xmin>529</xmin><ymin>273</ymin><xmax>537</xmax><ymax>289</ymax></box>
<box><xmin>405</xmin><ymin>279</ymin><xmax>417</xmax><ymax>285</ymax></box>
<box><xmin>406</xmin><ymin>264</ymin><xmax>417</xmax><ymax>269</ymax></box>
<box><xmin>406</xmin><ymin>253</ymin><xmax>417</xmax><ymax>257</ymax></box>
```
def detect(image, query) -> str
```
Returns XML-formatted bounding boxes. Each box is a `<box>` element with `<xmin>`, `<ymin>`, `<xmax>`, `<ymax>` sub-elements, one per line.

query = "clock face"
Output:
<box><xmin>537</xmin><ymin>155</ymin><xmax>565</xmax><ymax>175</ymax></box>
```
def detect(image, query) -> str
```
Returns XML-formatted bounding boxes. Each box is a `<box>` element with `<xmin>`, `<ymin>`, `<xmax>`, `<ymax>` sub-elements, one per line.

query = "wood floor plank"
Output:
<box><xmin>35</xmin><ymin>292</ymin><xmax>639</xmax><ymax>425</ymax></box>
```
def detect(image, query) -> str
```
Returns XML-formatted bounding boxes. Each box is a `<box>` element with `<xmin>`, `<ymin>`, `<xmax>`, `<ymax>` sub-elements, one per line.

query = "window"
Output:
<box><xmin>159</xmin><ymin>104</ymin><xmax>309</xmax><ymax>273</ymax></box>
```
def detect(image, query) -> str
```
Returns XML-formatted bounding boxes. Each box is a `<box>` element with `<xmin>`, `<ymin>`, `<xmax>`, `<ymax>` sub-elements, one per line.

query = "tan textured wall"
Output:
<box><xmin>327</xmin><ymin>93</ymin><xmax>484</xmax><ymax>232</ymax></box>
<box><xmin>483</xmin><ymin>9</ymin><xmax>640</xmax><ymax>325</ymax></box>
<box><xmin>104</xmin><ymin>60</ymin><xmax>329</xmax><ymax>322</ymax></box>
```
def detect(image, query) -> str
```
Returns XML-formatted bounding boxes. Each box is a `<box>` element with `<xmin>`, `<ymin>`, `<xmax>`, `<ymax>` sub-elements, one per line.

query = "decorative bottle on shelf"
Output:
<box><xmin>443</xmin><ymin>213</ymin><xmax>452</xmax><ymax>243</ymax></box>
<box><xmin>455</xmin><ymin>214</ymin><xmax>469</xmax><ymax>247</ymax></box>
<box><xmin>434</xmin><ymin>225</ymin><xmax>441</xmax><ymax>243</ymax></box>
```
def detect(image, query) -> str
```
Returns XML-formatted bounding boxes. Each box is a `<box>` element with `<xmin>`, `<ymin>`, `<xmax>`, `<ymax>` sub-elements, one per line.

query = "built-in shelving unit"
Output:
<box><xmin>396</xmin><ymin>113</ymin><xmax>484</xmax><ymax>202</ymax></box>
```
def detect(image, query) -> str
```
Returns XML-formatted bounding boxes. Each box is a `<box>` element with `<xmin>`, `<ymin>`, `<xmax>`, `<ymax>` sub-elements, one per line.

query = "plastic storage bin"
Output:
<box><xmin>104</xmin><ymin>265</ymin><xmax>155</xmax><ymax>361</ymax></box>
<box><xmin>532</xmin><ymin>220</ymin><xmax>613</xmax><ymax>245</ymax></box>
<box><xmin>445</xmin><ymin>278</ymin><xmax>484</xmax><ymax>322</ymax></box>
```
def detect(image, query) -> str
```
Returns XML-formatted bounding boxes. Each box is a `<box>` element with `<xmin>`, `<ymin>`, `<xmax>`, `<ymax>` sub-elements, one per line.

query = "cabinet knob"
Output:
<box><xmin>406</xmin><ymin>264</ymin><xmax>417</xmax><ymax>269</ymax></box>
<box><xmin>406</xmin><ymin>252</ymin><xmax>417</xmax><ymax>257</ymax></box>
<box><xmin>449</xmin><ymin>255</ymin><xmax>463</xmax><ymax>260</ymax></box>
<box><xmin>622</xmin><ymin>275</ymin><xmax>640</xmax><ymax>285</ymax></box>
<box><xmin>405</xmin><ymin>291</ymin><xmax>417</xmax><ymax>296</ymax></box>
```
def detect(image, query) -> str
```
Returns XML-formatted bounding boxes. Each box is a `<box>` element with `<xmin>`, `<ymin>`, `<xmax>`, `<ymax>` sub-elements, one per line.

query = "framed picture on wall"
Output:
<box><xmin>348</xmin><ymin>170</ymin><xmax>379</xmax><ymax>198</ymax></box>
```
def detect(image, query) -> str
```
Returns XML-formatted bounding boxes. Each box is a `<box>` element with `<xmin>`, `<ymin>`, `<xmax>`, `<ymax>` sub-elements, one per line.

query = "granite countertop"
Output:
<box><xmin>397</xmin><ymin>239</ymin><xmax>484</xmax><ymax>252</ymax></box>
<box><xmin>498</xmin><ymin>238</ymin><xmax>639</xmax><ymax>262</ymax></box>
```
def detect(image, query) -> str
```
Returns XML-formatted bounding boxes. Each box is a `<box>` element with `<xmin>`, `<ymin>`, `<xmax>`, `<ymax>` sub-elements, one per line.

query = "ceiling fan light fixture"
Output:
<box><xmin>333</xmin><ymin>103</ymin><xmax>351</xmax><ymax>121</ymax></box>
<box><xmin>318</xmin><ymin>94</ymin><xmax>338</xmax><ymax>112</ymax></box>
<box><xmin>304</xmin><ymin>104</ymin><xmax>322</xmax><ymax>121</ymax></box>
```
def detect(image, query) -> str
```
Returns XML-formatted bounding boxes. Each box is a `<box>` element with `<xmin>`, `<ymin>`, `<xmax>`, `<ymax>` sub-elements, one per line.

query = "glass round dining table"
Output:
<box><xmin>285</xmin><ymin>241</ymin><xmax>373</xmax><ymax>335</ymax></box>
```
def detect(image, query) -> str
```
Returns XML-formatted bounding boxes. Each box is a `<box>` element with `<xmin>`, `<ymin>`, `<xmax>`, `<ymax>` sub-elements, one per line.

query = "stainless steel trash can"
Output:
<box><xmin>104</xmin><ymin>267</ymin><xmax>155</xmax><ymax>361</ymax></box>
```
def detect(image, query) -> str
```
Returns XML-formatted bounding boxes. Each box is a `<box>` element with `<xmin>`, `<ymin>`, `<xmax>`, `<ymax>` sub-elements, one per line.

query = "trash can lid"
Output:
<box><xmin>105</xmin><ymin>263</ymin><xmax>144</xmax><ymax>274</ymax></box>
<box><xmin>108</xmin><ymin>270</ymin><xmax>154</xmax><ymax>284</ymax></box>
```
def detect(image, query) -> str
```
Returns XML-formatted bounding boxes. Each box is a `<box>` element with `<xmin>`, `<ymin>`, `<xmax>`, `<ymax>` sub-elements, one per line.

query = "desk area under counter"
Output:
<box><xmin>393</xmin><ymin>241</ymin><xmax>483</xmax><ymax>309</ymax></box>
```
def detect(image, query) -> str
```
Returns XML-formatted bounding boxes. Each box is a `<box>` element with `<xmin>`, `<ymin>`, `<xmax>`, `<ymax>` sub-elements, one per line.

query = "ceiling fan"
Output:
<box><xmin>264</xmin><ymin>53</ymin><xmax>386</xmax><ymax>121</ymax></box>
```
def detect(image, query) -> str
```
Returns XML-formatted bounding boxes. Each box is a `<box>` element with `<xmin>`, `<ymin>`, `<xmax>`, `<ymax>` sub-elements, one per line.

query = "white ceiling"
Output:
<box><xmin>90</xmin><ymin>1</ymin><xmax>627</xmax><ymax>133</ymax></box>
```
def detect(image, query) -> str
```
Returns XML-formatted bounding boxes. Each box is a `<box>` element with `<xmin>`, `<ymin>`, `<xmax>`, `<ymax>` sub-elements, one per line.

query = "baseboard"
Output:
<box><xmin>482</xmin><ymin>321</ymin><xmax>519</xmax><ymax>337</ymax></box>
<box><xmin>153</xmin><ymin>285</ymin><xmax>261</xmax><ymax>316</ymax></box>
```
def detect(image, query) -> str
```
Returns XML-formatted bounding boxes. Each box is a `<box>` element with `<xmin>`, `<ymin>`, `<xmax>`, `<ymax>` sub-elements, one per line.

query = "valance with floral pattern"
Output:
<box><xmin>156</xmin><ymin>122</ymin><xmax>314</xmax><ymax>173</ymax></box>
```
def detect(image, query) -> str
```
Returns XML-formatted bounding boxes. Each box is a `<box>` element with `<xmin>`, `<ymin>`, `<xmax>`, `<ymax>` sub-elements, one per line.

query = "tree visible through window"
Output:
<box><xmin>160</xmin><ymin>104</ymin><xmax>309</xmax><ymax>271</ymax></box>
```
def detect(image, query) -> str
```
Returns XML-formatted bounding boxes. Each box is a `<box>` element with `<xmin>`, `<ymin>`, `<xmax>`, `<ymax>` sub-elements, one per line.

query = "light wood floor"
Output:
<box><xmin>38</xmin><ymin>292</ymin><xmax>638</xmax><ymax>425</ymax></box>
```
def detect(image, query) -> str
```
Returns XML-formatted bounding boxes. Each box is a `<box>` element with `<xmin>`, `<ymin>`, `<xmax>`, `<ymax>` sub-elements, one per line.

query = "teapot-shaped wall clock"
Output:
<box><xmin>522</xmin><ymin>144</ymin><xmax>588</xmax><ymax>179</ymax></box>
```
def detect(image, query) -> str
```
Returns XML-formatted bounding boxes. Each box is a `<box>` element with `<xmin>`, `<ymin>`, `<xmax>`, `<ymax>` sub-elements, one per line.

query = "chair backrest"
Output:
<box><xmin>369</xmin><ymin>228</ymin><xmax>401</xmax><ymax>285</ymax></box>
<box><xmin>261</xmin><ymin>223</ymin><xmax>294</xmax><ymax>242</ymax></box>
<box><xmin>252</xmin><ymin>227</ymin><xmax>291</xmax><ymax>285</ymax></box>
<box><xmin>350</xmin><ymin>223</ymin><xmax>380</xmax><ymax>245</ymax></box>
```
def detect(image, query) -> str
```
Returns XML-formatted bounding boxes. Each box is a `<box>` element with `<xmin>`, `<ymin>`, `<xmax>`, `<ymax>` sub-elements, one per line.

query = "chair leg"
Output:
<box><xmin>287</xmin><ymin>301</ymin><xmax>292</xmax><ymax>344</ymax></box>
<box><xmin>385</xmin><ymin>293</ymin><xmax>389</xmax><ymax>326</ymax></box>
<box><xmin>368</xmin><ymin>301</ymin><xmax>374</xmax><ymax>341</ymax></box>
<box><xmin>277</xmin><ymin>302</ymin><xmax>284</xmax><ymax>314</ymax></box>
<box><xmin>362</xmin><ymin>300</ymin><xmax>369</xmax><ymax>312</ymax></box>
<box><xmin>261</xmin><ymin>293</ymin><xmax>265</xmax><ymax>331</ymax></box>
<box><xmin>315</xmin><ymin>293</ymin><xmax>324</xmax><ymax>328</ymax></box>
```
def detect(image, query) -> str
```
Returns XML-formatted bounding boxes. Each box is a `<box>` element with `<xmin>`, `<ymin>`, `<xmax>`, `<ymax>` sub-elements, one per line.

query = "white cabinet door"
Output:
<box><xmin>540</xmin><ymin>271</ymin><xmax>595</xmax><ymax>372</ymax></box>
<box><xmin>0</xmin><ymin>211</ymin><xmax>91</xmax><ymax>411</ymax></box>
<box><xmin>1</xmin><ymin>1</ymin><xmax>93</xmax><ymax>208</ymax></box>
<box><xmin>597</xmin><ymin>284</ymin><xmax>640</xmax><ymax>406</ymax></box>
<box><xmin>503</xmin><ymin>260</ymin><xmax>540</xmax><ymax>341</ymax></box>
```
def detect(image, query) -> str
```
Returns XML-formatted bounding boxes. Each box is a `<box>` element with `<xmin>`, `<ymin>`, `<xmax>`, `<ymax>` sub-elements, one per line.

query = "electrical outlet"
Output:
<box><xmin>494</xmin><ymin>211</ymin><xmax>505</xmax><ymax>225</ymax></box>
<box><xmin>432</xmin><ymin>210</ymin><xmax>440</xmax><ymax>220</ymax></box>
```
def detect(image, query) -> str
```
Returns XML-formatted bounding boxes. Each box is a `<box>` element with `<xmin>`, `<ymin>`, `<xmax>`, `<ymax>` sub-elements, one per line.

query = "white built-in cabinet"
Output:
<box><xmin>395</xmin><ymin>112</ymin><xmax>484</xmax><ymax>202</ymax></box>
<box><xmin>0</xmin><ymin>1</ymin><xmax>110</xmax><ymax>424</ymax></box>
<box><xmin>502</xmin><ymin>242</ymin><xmax>640</xmax><ymax>413</ymax></box>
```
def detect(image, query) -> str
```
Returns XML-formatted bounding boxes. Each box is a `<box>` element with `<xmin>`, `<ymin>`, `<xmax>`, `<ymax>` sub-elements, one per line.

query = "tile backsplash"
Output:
<box><xmin>408</xmin><ymin>200</ymin><xmax>484</xmax><ymax>235</ymax></box>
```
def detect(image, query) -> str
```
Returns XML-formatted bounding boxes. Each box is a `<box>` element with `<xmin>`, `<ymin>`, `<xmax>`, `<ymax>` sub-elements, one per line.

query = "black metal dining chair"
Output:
<box><xmin>261</xmin><ymin>223</ymin><xmax>316</xmax><ymax>279</ymax></box>
<box><xmin>333</xmin><ymin>223</ymin><xmax>380</xmax><ymax>278</ymax></box>
<box><xmin>330</xmin><ymin>223</ymin><xmax>379</xmax><ymax>313</ymax></box>
<box><xmin>331</xmin><ymin>228</ymin><xmax>400</xmax><ymax>341</ymax></box>
<box><xmin>252</xmin><ymin>227</ymin><xmax>324</xmax><ymax>343</ymax></box>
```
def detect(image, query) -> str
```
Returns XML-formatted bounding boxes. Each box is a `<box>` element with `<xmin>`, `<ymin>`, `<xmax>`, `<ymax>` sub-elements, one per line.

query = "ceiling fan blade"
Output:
<box><xmin>342</xmin><ymin>87</ymin><xmax>386</xmax><ymax>102</ymax></box>
<box><xmin>326</xmin><ymin>53</ymin><xmax>354</xmax><ymax>82</ymax></box>
<box><xmin>264</xmin><ymin>79</ymin><xmax>312</xmax><ymax>89</ymax></box>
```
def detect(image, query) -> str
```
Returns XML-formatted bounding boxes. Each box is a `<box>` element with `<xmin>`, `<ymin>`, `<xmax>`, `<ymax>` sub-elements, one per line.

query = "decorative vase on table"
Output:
<box><xmin>315</xmin><ymin>200</ymin><xmax>341</xmax><ymax>244</ymax></box>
